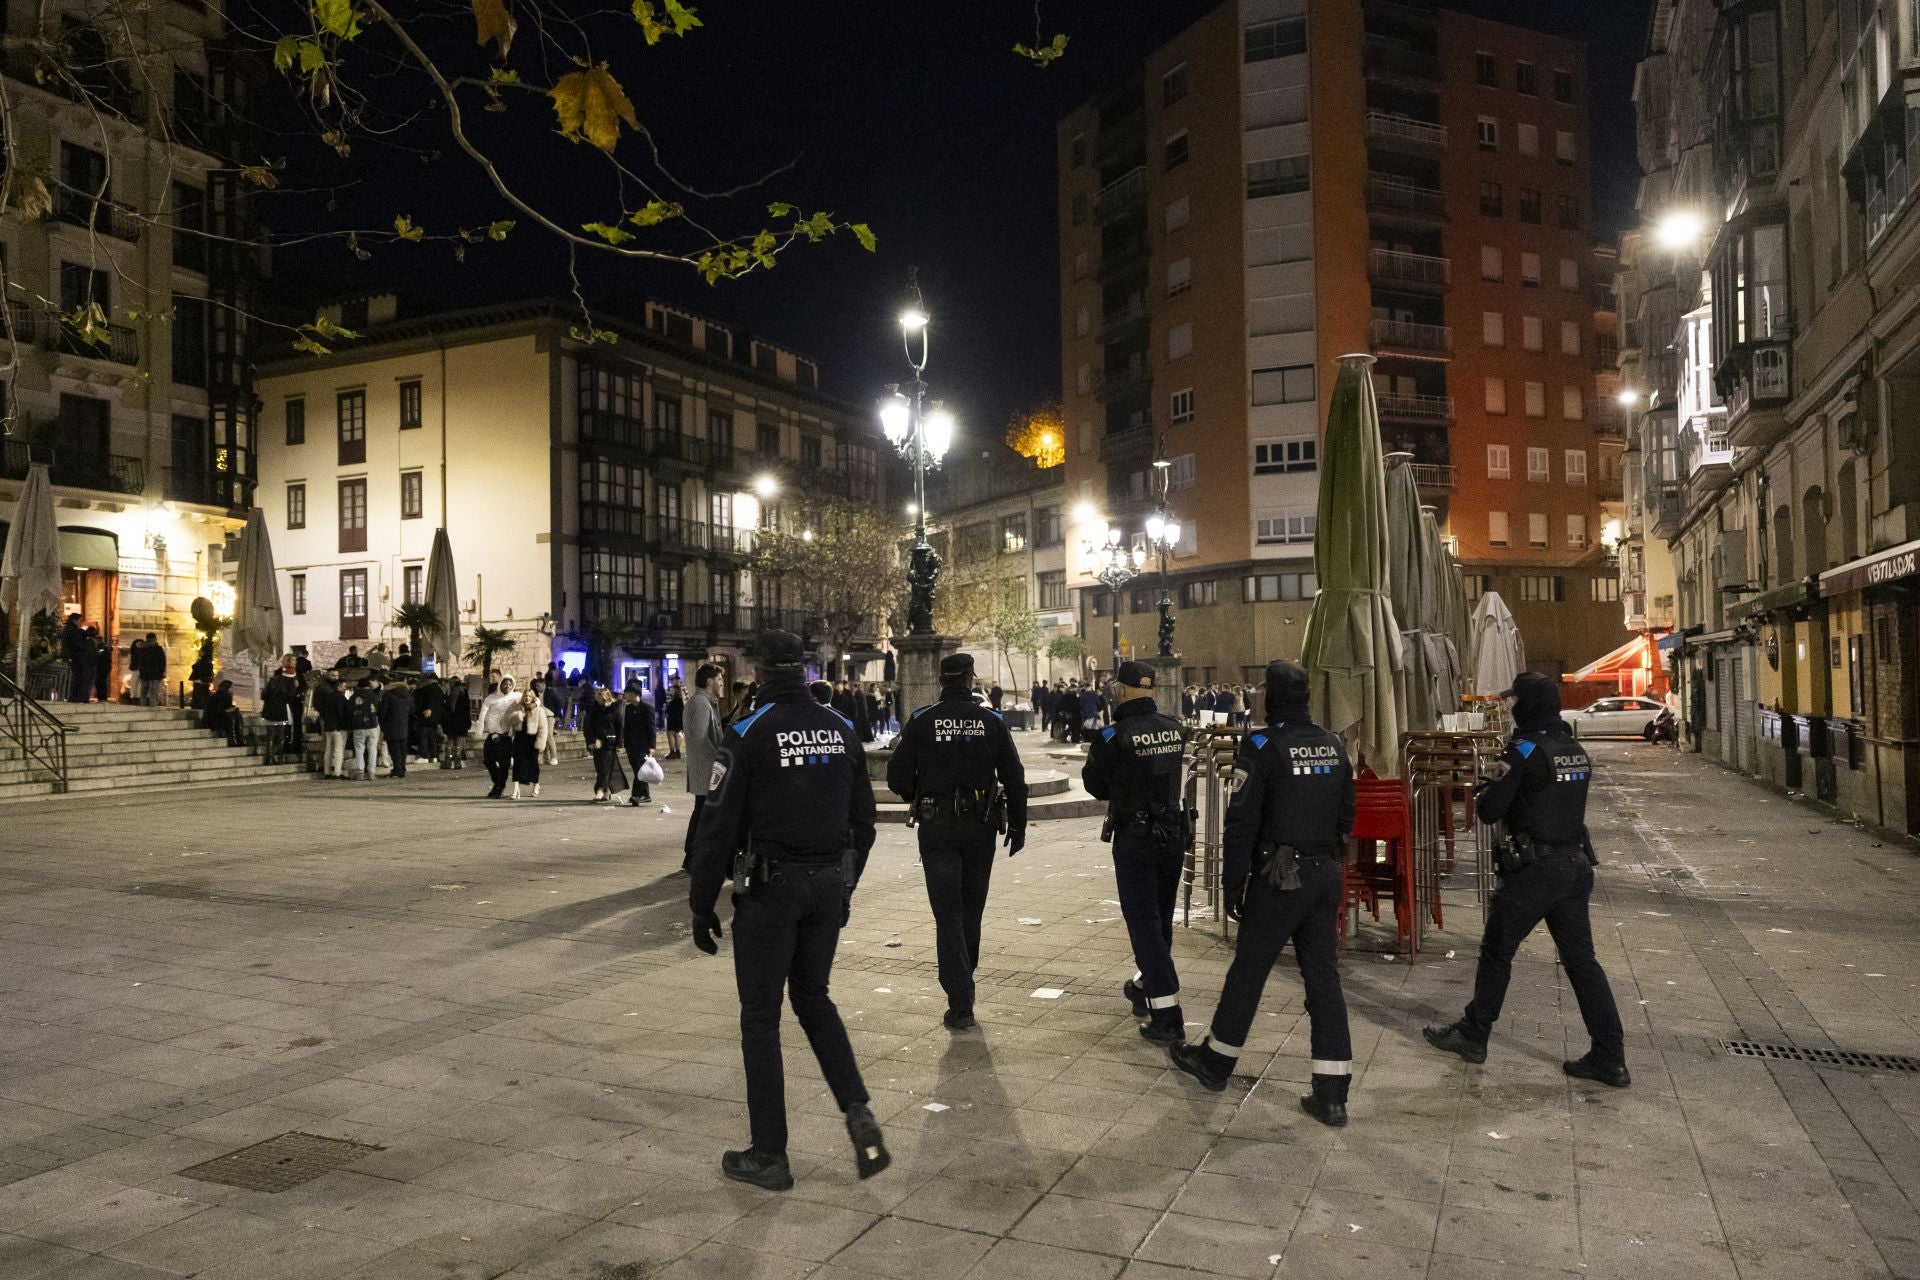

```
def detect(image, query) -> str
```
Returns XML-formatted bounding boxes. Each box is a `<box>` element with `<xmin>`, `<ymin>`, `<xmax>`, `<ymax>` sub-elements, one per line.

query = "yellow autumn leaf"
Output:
<box><xmin>548</xmin><ymin>65</ymin><xmax>638</xmax><ymax>153</ymax></box>
<box><xmin>472</xmin><ymin>0</ymin><xmax>516</xmax><ymax>57</ymax></box>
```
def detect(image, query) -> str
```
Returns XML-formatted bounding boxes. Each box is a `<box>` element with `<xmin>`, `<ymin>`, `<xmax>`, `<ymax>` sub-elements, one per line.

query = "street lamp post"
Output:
<box><xmin>879</xmin><ymin>307</ymin><xmax>955</xmax><ymax>635</ymax></box>
<box><xmin>1144</xmin><ymin>460</ymin><xmax>1182</xmax><ymax>659</ymax></box>
<box><xmin>1081</xmin><ymin>524</ymin><xmax>1147</xmax><ymax>671</ymax></box>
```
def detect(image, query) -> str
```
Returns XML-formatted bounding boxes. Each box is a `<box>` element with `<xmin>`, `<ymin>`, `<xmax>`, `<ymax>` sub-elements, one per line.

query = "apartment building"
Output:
<box><xmin>1620</xmin><ymin>0</ymin><xmax>1920</xmax><ymax>835</ymax></box>
<box><xmin>919</xmin><ymin>445</ymin><xmax>1074</xmax><ymax>689</ymax></box>
<box><xmin>253</xmin><ymin>298</ymin><xmax>883</xmax><ymax>693</ymax></box>
<box><xmin>0</xmin><ymin>1</ymin><xmax>259</xmax><ymax>689</ymax></box>
<box><xmin>1057</xmin><ymin>0</ymin><xmax>1624</xmax><ymax>681</ymax></box>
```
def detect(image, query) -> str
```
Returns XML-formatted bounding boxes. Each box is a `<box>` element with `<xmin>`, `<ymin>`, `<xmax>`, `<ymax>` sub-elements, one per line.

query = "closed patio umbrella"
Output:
<box><xmin>1467</xmin><ymin>591</ymin><xmax>1525</xmax><ymax>697</ymax></box>
<box><xmin>424</xmin><ymin>527</ymin><xmax>461</xmax><ymax>670</ymax></box>
<box><xmin>228</xmin><ymin>507</ymin><xmax>282</xmax><ymax>671</ymax></box>
<box><xmin>1418</xmin><ymin>505</ymin><xmax>1463</xmax><ymax>719</ymax></box>
<box><xmin>1301</xmin><ymin>354</ymin><xmax>1404</xmax><ymax>773</ymax></box>
<box><xmin>1384</xmin><ymin>455</ymin><xmax>1437</xmax><ymax>732</ymax></box>
<box><xmin>1</xmin><ymin>463</ymin><xmax>62</xmax><ymax>690</ymax></box>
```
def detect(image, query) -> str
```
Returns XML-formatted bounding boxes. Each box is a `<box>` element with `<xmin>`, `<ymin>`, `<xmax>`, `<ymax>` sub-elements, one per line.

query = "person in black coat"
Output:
<box><xmin>584</xmin><ymin>686</ymin><xmax>625</xmax><ymax>801</ymax></box>
<box><xmin>378</xmin><ymin>678</ymin><xmax>415</xmax><ymax>777</ymax></box>
<box><xmin>443</xmin><ymin>679</ymin><xmax>473</xmax><ymax>768</ymax></box>
<box><xmin>60</xmin><ymin>615</ymin><xmax>93</xmax><ymax>703</ymax></box>
<box><xmin>261</xmin><ymin>660</ymin><xmax>302</xmax><ymax>765</ymax></box>
<box><xmin>622</xmin><ymin>685</ymin><xmax>658</xmax><ymax>805</ymax></box>
<box><xmin>414</xmin><ymin>677</ymin><xmax>448</xmax><ymax>764</ymax></box>
<box><xmin>202</xmin><ymin>679</ymin><xmax>241</xmax><ymax>744</ymax></box>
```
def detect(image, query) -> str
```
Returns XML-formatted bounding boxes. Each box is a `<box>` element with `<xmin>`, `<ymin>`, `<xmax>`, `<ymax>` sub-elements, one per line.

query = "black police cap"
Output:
<box><xmin>939</xmin><ymin>652</ymin><xmax>975</xmax><ymax>680</ymax></box>
<box><xmin>751</xmin><ymin>629</ymin><xmax>805</xmax><ymax>669</ymax></box>
<box><xmin>1115</xmin><ymin>660</ymin><xmax>1155</xmax><ymax>689</ymax></box>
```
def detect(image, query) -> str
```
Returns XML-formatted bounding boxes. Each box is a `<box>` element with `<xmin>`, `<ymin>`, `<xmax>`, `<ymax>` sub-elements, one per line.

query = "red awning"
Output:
<box><xmin>1569</xmin><ymin>634</ymin><xmax>1650</xmax><ymax>682</ymax></box>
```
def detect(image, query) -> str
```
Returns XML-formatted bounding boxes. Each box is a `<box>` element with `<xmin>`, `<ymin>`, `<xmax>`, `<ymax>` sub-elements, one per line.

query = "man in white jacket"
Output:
<box><xmin>479</xmin><ymin>675</ymin><xmax>520</xmax><ymax>798</ymax></box>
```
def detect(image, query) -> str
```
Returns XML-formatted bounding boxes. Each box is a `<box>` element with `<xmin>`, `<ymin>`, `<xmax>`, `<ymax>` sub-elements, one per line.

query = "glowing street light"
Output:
<box><xmin>1145</xmin><ymin>459</ymin><xmax>1183</xmax><ymax>658</ymax></box>
<box><xmin>1654</xmin><ymin>208</ymin><xmax>1705</xmax><ymax>252</ymax></box>
<box><xmin>1081</xmin><ymin>519</ymin><xmax>1149</xmax><ymax>669</ymax></box>
<box><xmin>752</xmin><ymin>472</ymin><xmax>780</xmax><ymax>500</ymax></box>
<box><xmin>879</xmin><ymin>298</ymin><xmax>957</xmax><ymax>634</ymax></box>
<box><xmin>1617</xmin><ymin>388</ymin><xmax>1641</xmax><ymax>408</ymax></box>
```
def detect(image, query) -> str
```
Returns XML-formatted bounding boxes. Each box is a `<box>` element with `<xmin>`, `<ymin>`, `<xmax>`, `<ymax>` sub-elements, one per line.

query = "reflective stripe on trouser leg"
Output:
<box><xmin>1204</xmin><ymin>1035</ymin><xmax>1244</xmax><ymax>1059</ymax></box>
<box><xmin>1310</xmin><ymin>1060</ymin><xmax>1352</xmax><ymax>1075</ymax></box>
<box><xmin>1145</xmin><ymin>992</ymin><xmax>1181</xmax><ymax>1010</ymax></box>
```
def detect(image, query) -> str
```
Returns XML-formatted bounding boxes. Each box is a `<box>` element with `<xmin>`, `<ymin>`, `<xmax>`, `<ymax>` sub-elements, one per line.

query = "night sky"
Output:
<box><xmin>269</xmin><ymin>1</ymin><xmax>1648</xmax><ymax>436</ymax></box>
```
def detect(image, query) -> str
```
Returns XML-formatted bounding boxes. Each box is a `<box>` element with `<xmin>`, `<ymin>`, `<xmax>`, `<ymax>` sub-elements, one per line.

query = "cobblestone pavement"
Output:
<box><xmin>2</xmin><ymin>733</ymin><xmax>1919</xmax><ymax>1278</ymax></box>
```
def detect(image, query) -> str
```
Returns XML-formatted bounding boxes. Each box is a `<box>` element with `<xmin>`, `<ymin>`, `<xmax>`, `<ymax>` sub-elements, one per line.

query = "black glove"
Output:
<box><xmin>692</xmin><ymin>910</ymin><xmax>723</xmax><ymax>954</ymax></box>
<box><xmin>1006</xmin><ymin>826</ymin><xmax>1026</xmax><ymax>857</ymax></box>
<box><xmin>1224</xmin><ymin>876</ymin><xmax>1248</xmax><ymax>923</ymax></box>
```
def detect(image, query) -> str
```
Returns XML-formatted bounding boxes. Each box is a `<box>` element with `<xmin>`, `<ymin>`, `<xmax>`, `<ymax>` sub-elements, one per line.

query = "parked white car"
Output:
<box><xmin>1567</xmin><ymin>696</ymin><xmax>1667</xmax><ymax>739</ymax></box>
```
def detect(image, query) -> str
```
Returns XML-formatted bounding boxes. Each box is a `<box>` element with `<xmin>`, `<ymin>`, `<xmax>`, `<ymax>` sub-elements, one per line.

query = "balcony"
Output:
<box><xmin>1098</xmin><ymin>424</ymin><xmax>1154</xmax><ymax>461</ymax></box>
<box><xmin>1092</xmin><ymin>362</ymin><xmax>1151</xmax><ymax>401</ymax></box>
<box><xmin>1650</xmin><ymin>480</ymin><xmax>1687</xmax><ymax>539</ymax></box>
<box><xmin>55</xmin><ymin>191</ymin><xmax>141</xmax><ymax>241</ymax></box>
<box><xmin>0</xmin><ymin>438</ymin><xmax>39</xmax><ymax>480</ymax></box>
<box><xmin>1364</xmin><ymin>110</ymin><xmax>1447</xmax><ymax>149</ymax></box>
<box><xmin>1365</xmin><ymin>174</ymin><xmax>1446</xmax><ymax>221</ymax></box>
<box><xmin>1367</xmin><ymin>248</ymin><xmax>1450</xmax><ymax>291</ymax></box>
<box><xmin>648</xmin><ymin>515</ymin><xmax>709</xmax><ymax>554</ymax></box>
<box><xmin>709</xmin><ymin>526</ymin><xmax>760</xmax><ymax>557</ymax></box>
<box><xmin>1094</xmin><ymin>239</ymin><xmax>1148</xmax><ymax>280</ymax></box>
<box><xmin>1376</xmin><ymin>392</ymin><xmax>1453</xmax><ymax>422</ymax></box>
<box><xmin>649</xmin><ymin>430</ymin><xmax>712</xmax><ymax>468</ymax></box>
<box><xmin>1369</xmin><ymin>317</ymin><xmax>1451</xmax><ymax>358</ymax></box>
<box><xmin>45</xmin><ymin>452</ymin><xmax>143</xmax><ymax>496</ymax></box>
<box><xmin>1590</xmin><ymin>405</ymin><xmax>1627</xmax><ymax>442</ymax></box>
<box><xmin>1409</xmin><ymin>463</ymin><xmax>1454</xmax><ymax>492</ymax></box>
<box><xmin>1094</xmin><ymin>166</ymin><xmax>1147</xmax><ymax>225</ymax></box>
<box><xmin>1097</xmin><ymin>300</ymin><xmax>1149</xmax><ymax>344</ymax></box>
<box><xmin>1363</xmin><ymin>34</ymin><xmax>1440</xmax><ymax>83</ymax></box>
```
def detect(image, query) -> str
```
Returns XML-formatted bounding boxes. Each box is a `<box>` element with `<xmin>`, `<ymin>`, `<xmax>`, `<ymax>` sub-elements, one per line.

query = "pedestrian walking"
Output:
<box><xmin>686</xmin><ymin>630</ymin><xmax>889</xmax><ymax>1192</ymax></box>
<box><xmin>414</xmin><ymin>674</ymin><xmax>447</xmax><ymax>764</ymax></box>
<box><xmin>479</xmin><ymin>675</ymin><xmax>520</xmax><ymax>797</ymax></box>
<box><xmin>585</xmin><ymin>686</ymin><xmax>626</xmax><ymax>801</ymax></box>
<box><xmin>622</xmin><ymin>684</ymin><xmax>658</xmax><ymax>805</ymax></box>
<box><xmin>443</xmin><ymin>678</ymin><xmax>472</xmax><ymax>769</ymax></box>
<box><xmin>261</xmin><ymin>656</ymin><xmax>302</xmax><ymax>765</ymax></box>
<box><xmin>135</xmin><ymin>632</ymin><xmax>167</xmax><ymax>705</ymax></box>
<box><xmin>1082</xmin><ymin>661</ymin><xmax>1191</xmax><ymax>1043</ymax></box>
<box><xmin>682</xmin><ymin>662</ymin><xmax>725</xmax><ymax>870</ymax></box>
<box><xmin>379</xmin><ymin>676</ymin><xmax>414</xmax><ymax>777</ymax></box>
<box><xmin>315</xmin><ymin>671</ymin><xmax>351</xmax><ymax>777</ymax></box>
<box><xmin>509</xmin><ymin>688</ymin><xmax>551</xmax><ymax>799</ymax></box>
<box><xmin>1169</xmin><ymin>660</ymin><xmax>1356</xmax><ymax>1126</ymax></box>
<box><xmin>347</xmin><ymin>677</ymin><xmax>381</xmax><ymax>780</ymax></box>
<box><xmin>538</xmin><ymin>676</ymin><xmax>567</xmax><ymax>765</ymax></box>
<box><xmin>1424</xmin><ymin>672</ymin><xmax>1630</xmax><ymax>1087</ymax></box>
<box><xmin>664</xmin><ymin>679</ymin><xmax>685</xmax><ymax>758</ymax></box>
<box><xmin>886</xmin><ymin>652</ymin><xmax>1028</xmax><ymax>1030</ymax></box>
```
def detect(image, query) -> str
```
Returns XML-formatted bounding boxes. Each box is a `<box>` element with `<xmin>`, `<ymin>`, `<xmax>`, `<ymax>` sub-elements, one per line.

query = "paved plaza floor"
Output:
<box><xmin>2</xmin><ymin>733</ymin><xmax>1920</xmax><ymax>1278</ymax></box>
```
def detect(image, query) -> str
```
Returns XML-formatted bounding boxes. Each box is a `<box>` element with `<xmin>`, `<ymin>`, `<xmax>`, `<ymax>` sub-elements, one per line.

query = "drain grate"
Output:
<box><xmin>178</xmin><ymin>1131</ymin><xmax>384</xmax><ymax>1193</ymax></box>
<box><xmin>1719</xmin><ymin>1040</ymin><xmax>1920</xmax><ymax>1073</ymax></box>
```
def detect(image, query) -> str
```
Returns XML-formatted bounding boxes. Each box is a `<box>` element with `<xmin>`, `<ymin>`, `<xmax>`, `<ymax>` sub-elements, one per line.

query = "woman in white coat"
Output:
<box><xmin>507</xmin><ymin>689</ymin><xmax>552</xmax><ymax>800</ymax></box>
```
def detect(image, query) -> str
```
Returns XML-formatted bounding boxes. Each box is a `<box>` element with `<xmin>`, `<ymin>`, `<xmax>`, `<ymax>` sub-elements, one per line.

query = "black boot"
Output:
<box><xmin>942</xmin><ymin>1009</ymin><xmax>976</xmax><ymax>1031</ymax></box>
<box><xmin>1422</xmin><ymin>1021</ymin><xmax>1488</xmax><ymax>1064</ymax></box>
<box><xmin>1299</xmin><ymin>1073</ymin><xmax>1349</xmax><ymax>1128</ymax></box>
<box><xmin>1563</xmin><ymin>1052</ymin><xmax>1631</xmax><ymax>1088</ymax></box>
<box><xmin>1168</xmin><ymin>1039</ymin><xmax>1234</xmax><ymax>1093</ymax></box>
<box><xmin>721</xmin><ymin>1148</ymin><xmax>793</xmax><ymax>1191</ymax></box>
<box><xmin>1122</xmin><ymin>979</ymin><xmax>1148</xmax><ymax>1018</ymax></box>
<box><xmin>845</xmin><ymin>1104</ymin><xmax>890</xmax><ymax>1180</ymax></box>
<box><xmin>1139</xmin><ymin>1011</ymin><xmax>1185</xmax><ymax>1044</ymax></box>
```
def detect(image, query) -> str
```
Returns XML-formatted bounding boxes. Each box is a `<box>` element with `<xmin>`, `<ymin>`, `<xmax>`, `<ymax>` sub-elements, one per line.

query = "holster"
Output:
<box><xmin>1257</xmin><ymin>841</ymin><xmax>1303</xmax><ymax>892</ymax></box>
<box><xmin>1494</xmin><ymin>832</ymin><xmax>1536</xmax><ymax>876</ymax></box>
<box><xmin>1100</xmin><ymin>815</ymin><xmax>1114</xmax><ymax>844</ymax></box>
<box><xmin>731</xmin><ymin>844</ymin><xmax>767</xmax><ymax>898</ymax></box>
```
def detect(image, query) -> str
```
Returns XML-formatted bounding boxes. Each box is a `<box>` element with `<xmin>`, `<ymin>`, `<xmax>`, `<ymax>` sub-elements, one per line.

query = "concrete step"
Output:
<box><xmin>0</xmin><ymin>762</ymin><xmax>314</xmax><ymax>805</ymax></box>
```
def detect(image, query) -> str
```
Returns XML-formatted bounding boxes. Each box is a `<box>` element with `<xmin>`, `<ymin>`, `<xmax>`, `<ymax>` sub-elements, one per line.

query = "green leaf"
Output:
<box><xmin>314</xmin><ymin>0</ymin><xmax>362</xmax><ymax>40</ymax></box>
<box><xmin>298</xmin><ymin>40</ymin><xmax>326</xmax><ymax>72</ymax></box>
<box><xmin>796</xmin><ymin>210</ymin><xmax>834</xmax><ymax>242</ymax></box>
<box><xmin>393</xmin><ymin>214</ymin><xmax>424</xmax><ymax>242</ymax></box>
<box><xmin>767</xmin><ymin>201</ymin><xmax>792</xmax><ymax>218</ymax></box>
<box><xmin>663</xmin><ymin>0</ymin><xmax>702</xmax><ymax>36</ymax></box>
<box><xmin>750</xmin><ymin>229</ymin><xmax>778</xmax><ymax>267</ymax></box>
<box><xmin>239</xmin><ymin>164</ymin><xmax>279</xmax><ymax>189</ymax></box>
<box><xmin>851</xmin><ymin>223</ymin><xmax>877</xmax><ymax>252</ymax></box>
<box><xmin>488</xmin><ymin>66</ymin><xmax>521</xmax><ymax>85</ymax></box>
<box><xmin>487</xmin><ymin>219</ymin><xmax>515</xmax><ymax>241</ymax></box>
<box><xmin>311</xmin><ymin>315</ymin><xmax>361</xmax><ymax>340</ymax></box>
<box><xmin>583</xmin><ymin>220</ymin><xmax>635</xmax><ymax>244</ymax></box>
<box><xmin>292</xmin><ymin>334</ymin><xmax>331</xmax><ymax>356</ymax></box>
<box><xmin>1013</xmin><ymin>33</ymin><xmax>1069</xmax><ymax>66</ymax></box>
<box><xmin>628</xmin><ymin>199</ymin><xmax>683</xmax><ymax>227</ymax></box>
<box><xmin>273</xmin><ymin>36</ymin><xmax>298</xmax><ymax>73</ymax></box>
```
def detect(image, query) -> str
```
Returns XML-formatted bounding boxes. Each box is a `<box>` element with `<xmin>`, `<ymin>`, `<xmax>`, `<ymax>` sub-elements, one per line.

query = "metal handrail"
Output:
<box><xmin>0</xmin><ymin>666</ymin><xmax>70</xmax><ymax>794</ymax></box>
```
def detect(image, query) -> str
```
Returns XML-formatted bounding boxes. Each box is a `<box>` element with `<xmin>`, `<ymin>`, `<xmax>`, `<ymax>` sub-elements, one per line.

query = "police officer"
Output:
<box><xmin>1082</xmin><ymin>660</ymin><xmax>1191</xmax><ymax>1042</ymax></box>
<box><xmin>687</xmin><ymin>630</ymin><xmax>893</xmax><ymax>1191</ymax></box>
<box><xmin>1424</xmin><ymin>671</ymin><xmax>1630</xmax><ymax>1087</ymax></box>
<box><xmin>1168</xmin><ymin>660</ymin><xmax>1356</xmax><ymax>1126</ymax></box>
<box><xmin>886</xmin><ymin>652</ymin><xmax>1029</xmax><ymax>1030</ymax></box>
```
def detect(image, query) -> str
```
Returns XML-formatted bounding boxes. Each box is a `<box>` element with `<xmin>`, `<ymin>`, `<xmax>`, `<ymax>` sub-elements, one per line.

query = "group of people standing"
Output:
<box><xmin>1031</xmin><ymin>678</ymin><xmax>1106</xmax><ymax>743</ymax></box>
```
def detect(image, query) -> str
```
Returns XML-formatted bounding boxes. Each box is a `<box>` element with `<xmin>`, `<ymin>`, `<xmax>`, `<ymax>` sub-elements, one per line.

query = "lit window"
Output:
<box><xmin>1528</xmin><ymin>513</ymin><xmax>1549</xmax><ymax>547</ymax></box>
<box><xmin>1488</xmin><ymin>511</ymin><xmax>1509</xmax><ymax>546</ymax></box>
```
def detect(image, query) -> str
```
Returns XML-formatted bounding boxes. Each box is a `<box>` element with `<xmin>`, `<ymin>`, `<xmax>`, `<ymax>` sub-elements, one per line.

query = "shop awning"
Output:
<box><xmin>1727</xmin><ymin>578</ymin><xmax>1817</xmax><ymax>622</ymax></box>
<box><xmin>1569</xmin><ymin>634</ymin><xmax>1652</xmax><ymax>682</ymax></box>
<box><xmin>1820</xmin><ymin>536</ymin><xmax>1920</xmax><ymax>597</ymax></box>
<box><xmin>58</xmin><ymin>530</ymin><xmax>118</xmax><ymax>571</ymax></box>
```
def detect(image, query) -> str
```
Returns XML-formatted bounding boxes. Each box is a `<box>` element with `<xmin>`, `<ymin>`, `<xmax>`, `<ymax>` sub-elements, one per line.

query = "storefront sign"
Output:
<box><xmin>1819</xmin><ymin>536</ymin><xmax>1920</xmax><ymax>597</ymax></box>
<box><xmin>124</xmin><ymin>575</ymin><xmax>159</xmax><ymax>592</ymax></box>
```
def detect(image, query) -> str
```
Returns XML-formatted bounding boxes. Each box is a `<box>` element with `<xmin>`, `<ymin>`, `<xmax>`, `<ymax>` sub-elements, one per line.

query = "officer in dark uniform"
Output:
<box><xmin>1424</xmin><ymin>671</ymin><xmax>1629</xmax><ymax>1087</ymax></box>
<box><xmin>1168</xmin><ymin>660</ymin><xmax>1356</xmax><ymax>1125</ymax></box>
<box><xmin>886</xmin><ymin>652</ymin><xmax>1029</xmax><ymax>1030</ymax></box>
<box><xmin>1082</xmin><ymin>660</ymin><xmax>1191</xmax><ymax>1042</ymax></box>
<box><xmin>687</xmin><ymin>630</ymin><xmax>893</xmax><ymax>1191</ymax></box>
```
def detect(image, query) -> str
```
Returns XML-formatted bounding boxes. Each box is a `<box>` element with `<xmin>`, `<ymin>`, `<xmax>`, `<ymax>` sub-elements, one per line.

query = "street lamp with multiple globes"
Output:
<box><xmin>1143</xmin><ymin>460</ymin><xmax>1182</xmax><ymax>658</ymax></box>
<box><xmin>1081</xmin><ymin>522</ymin><xmax>1148</xmax><ymax>670</ymax></box>
<box><xmin>879</xmin><ymin>306</ymin><xmax>955</xmax><ymax>634</ymax></box>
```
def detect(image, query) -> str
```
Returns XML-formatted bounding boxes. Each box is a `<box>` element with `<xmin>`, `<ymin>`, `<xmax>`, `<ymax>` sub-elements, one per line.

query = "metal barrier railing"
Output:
<box><xmin>0</xmin><ymin>666</ymin><xmax>70</xmax><ymax>793</ymax></box>
<box><xmin>1181</xmin><ymin>724</ymin><xmax>1244</xmax><ymax>939</ymax></box>
<box><xmin>1400</xmin><ymin>731</ymin><xmax>1502</xmax><ymax>953</ymax></box>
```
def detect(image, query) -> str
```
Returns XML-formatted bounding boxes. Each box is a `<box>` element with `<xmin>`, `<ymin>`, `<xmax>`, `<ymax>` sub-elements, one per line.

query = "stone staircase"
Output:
<box><xmin>0</xmin><ymin>702</ymin><xmax>312</xmax><ymax>803</ymax></box>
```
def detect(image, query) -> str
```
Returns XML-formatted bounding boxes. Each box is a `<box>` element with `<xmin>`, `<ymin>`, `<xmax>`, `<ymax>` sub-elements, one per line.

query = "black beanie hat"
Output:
<box><xmin>939</xmin><ymin>652</ymin><xmax>975</xmax><ymax>683</ymax></box>
<box><xmin>1508</xmin><ymin>671</ymin><xmax>1562</xmax><ymax>732</ymax></box>
<box><xmin>1264</xmin><ymin>659</ymin><xmax>1312</xmax><ymax>724</ymax></box>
